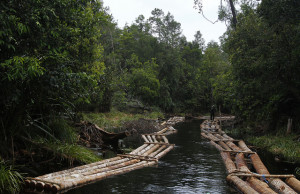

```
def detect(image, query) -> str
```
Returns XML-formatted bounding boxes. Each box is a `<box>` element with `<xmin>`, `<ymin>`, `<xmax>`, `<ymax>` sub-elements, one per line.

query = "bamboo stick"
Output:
<box><xmin>226</xmin><ymin>175</ymin><xmax>259</xmax><ymax>194</ymax></box>
<box><xmin>286</xmin><ymin>177</ymin><xmax>300</xmax><ymax>193</ymax></box>
<box><xmin>223</xmin><ymin>150</ymin><xmax>256</xmax><ymax>154</ymax></box>
<box><xmin>231</xmin><ymin>173</ymin><xmax>294</xmax><ymax>178</ymax></box>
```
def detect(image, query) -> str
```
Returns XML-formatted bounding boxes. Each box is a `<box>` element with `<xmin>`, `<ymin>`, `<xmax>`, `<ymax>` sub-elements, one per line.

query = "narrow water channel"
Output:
<box><xmin>67</xmin><ymin>120</ymin><xmax>237</xmax><ymax>193</ymax></box>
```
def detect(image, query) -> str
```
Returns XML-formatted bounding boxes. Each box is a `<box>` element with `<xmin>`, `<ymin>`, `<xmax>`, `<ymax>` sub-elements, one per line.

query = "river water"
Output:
<box><xmin>67</xmin><ymin>119</ymin><xmax>239</xmax><ymax>193</ymax></box>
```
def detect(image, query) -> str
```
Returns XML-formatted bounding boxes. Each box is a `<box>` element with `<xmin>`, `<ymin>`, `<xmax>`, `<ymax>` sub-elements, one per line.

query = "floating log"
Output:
<box><xmin>286</xmin><ymin>177</ymin><xmax>300</xmax><ymax>193</ymax></box>
<box><xmin>200</xmin><ymin>119</ymin><xmax>300</xmax><ymax>194</ymax></box>
<box><xmin>25</xmin><ymin>117</ymin><xmax>182</xmax><ymax>193</ymax></box>
<box><xmin>227</xmin><ymin>175</ymin><xmax>259</xmax><ymax>194</ymax></box>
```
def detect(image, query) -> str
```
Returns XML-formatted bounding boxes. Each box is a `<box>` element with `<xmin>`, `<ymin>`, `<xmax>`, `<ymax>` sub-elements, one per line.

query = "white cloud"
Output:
<box><xmin>103</xmin><ymin>0</ymin><xmax>227</xmax><ymax>44</ymax></box>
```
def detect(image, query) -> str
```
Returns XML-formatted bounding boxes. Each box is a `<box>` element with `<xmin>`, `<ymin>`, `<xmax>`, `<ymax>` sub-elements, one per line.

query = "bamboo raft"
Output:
<box><xmin>201</xmin><ymin>119</ymin><xmax>300</xmax><ymax>194</ymax></box>
<box><xmin>24</xmin><ymin>117</ymin><xmax>185</xmax><ymax>193</ymax></box>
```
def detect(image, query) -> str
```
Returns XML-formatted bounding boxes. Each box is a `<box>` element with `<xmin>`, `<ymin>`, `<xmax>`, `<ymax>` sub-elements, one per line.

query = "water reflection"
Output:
<box><xmin>67</xmin><ymin>120</ymin><xmax>237</xmax><ymax>194</ymax></box>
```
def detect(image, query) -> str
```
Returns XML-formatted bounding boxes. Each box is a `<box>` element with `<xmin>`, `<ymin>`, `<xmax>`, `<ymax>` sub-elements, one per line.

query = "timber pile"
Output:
<box><xmin>24</xmin><ymin>117</ymin><xmax>184</xmax><ymax>193</ymax></box>
<box><xmin>201</xmin><ymin>119</ymin><xmax>300</xmax><ymax>194</ymax></box>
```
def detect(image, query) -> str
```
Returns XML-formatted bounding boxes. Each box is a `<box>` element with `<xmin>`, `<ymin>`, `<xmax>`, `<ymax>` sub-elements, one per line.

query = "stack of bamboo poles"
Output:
<box><xmin>24</xmin><ymin>117</ymin><xmax>184</xmax><ymax>193</ymax></box>
<box><xmin>201</xmin><ymin>119</ymin><xmax>300</xmax><ymax>194</ymax></box>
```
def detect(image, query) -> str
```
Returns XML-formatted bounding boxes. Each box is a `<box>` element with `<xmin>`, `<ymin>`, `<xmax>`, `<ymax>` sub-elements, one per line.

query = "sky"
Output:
<box><xmin>102</xmin><ymin>0</ymin><xmax>227</xmax><ymax>44</ymax></box>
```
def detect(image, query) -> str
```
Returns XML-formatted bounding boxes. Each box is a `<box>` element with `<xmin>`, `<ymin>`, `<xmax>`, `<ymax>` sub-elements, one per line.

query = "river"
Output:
<box><xmin>67</xmin><ymin>119</ymin><xmax>239</xmax><ymax>193</ymax></box>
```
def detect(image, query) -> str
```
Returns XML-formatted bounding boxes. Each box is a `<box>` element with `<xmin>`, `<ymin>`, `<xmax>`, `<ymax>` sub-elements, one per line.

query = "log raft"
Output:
<box><xmin>24</xmin><ymin>117</ymin><xmax>184</xmax><ymax>193</ymax></box>
<box><xmin>201</xmin><ymin>119</ymin><xmax>300</xmax><ymax>194</ymax></box>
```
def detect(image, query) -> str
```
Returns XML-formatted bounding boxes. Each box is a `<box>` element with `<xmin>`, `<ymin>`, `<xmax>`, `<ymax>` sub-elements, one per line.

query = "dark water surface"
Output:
<box><xmin>67</xmin><ymin>120</ymin><xmax>237</xmax><ymax>194</ymax></box>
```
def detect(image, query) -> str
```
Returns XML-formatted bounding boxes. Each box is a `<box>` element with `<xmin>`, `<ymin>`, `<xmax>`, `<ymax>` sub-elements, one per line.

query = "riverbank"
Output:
<box><xmin>0</xmin><ymin>110</ymin><xmax>165</xmax><ymax>193</ymax></box>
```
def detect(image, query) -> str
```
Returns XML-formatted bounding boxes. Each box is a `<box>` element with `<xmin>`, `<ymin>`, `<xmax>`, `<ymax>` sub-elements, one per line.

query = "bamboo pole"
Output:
<box><xmin>155</xmin><ymin>145</ymin><xmax>174</xmax><ymax>159</ymax></box>
<box><xmin>220</xmin><ymin>151</ymin><xmax>237</xmax><ymax>174</ymax></box>
<box><xmin>226</xmin><ymin>175</ymin><xmax>259</xmax><ymax>194</ymax></box>
<box><xmin>226</xmin><ymin>141</ymin><xmax>241</xmax><ymax>151</ymax></box>
<box><xmin>235</xmin><ymin>153</ymin><xmax>251</xmax><ymax>173</ymax></box>
<box><xmin>238</xmin><ymin>140</ymin><xmax>252</xmax><ymax>152</ymax></box>
<box><xmin>250</xmin><ymin>153</ymin><xmax>270</xmax><ymax>175</ymax></box>
<box><xmin>269</xmin><ymin>178</ymin><xmax>297</xmax><ymax>194</ymax></box>
<box><xmin>218</xmin><ymin>141</ymin><xmax>232</xmax><ymax>150</ymax></box>
<box><xmin>210</xmin><ymin>140</ymin><xmax>224</xmax><ymax>151</ymax></box>
<box><xmin>247</xmin><ymin>177</ymin><xmax>277</xmax><ymax>194</ymax></box>
<box><xmin>37</xmin><ymin>156</ymin><xmax>121</xmax><ymax>179</ymax></box>
<box><xmin>231</xmin><ymin>173</ymin><xmax>294</xmax><ymax>178</ymax></box>
<box><xmin>286</xmin><ymin>177</ymin><xmax>300</xmax><ymax>193</ymax></box>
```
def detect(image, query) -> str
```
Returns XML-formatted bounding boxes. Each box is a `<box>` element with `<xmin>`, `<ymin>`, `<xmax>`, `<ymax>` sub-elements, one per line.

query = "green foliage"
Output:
<box><xmin>0</xmin><ymin>160</ymin><xmax>23</xmax><ymax>194</ymax></box>
<box><xmin>81</xmin><ymin>110</ymin><xmax>163</xmax><ymax>132</ymax></box>
<box><xmin>224</xmin><ymin>0</ymin><xmax>300</xmax><ymax>128</ymax></box>
<box><xmin>33</xmin><ymin>138</ymin><xmax>100</xmax><ymax>164</ymax></box>
<box><xmin>248</xmin><ymin>135</ymin><xmax>300</xmax><ymax>163</ymax></box>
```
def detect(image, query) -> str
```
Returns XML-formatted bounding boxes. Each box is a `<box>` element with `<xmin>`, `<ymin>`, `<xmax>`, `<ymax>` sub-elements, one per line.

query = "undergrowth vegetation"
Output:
<box><xmin>81</xmin><ymin>109</ymin><xmax>164</xmax><ymax>132</ymax></box>
<box><xmin>0</xmin><ymin>160</ymin><xmax>23</xmax><ymax>194</ymax></box>
<box><xmin>247</xmin><ymin>135</ymin><xmax>300</xmax><ymax>163</ymax></box>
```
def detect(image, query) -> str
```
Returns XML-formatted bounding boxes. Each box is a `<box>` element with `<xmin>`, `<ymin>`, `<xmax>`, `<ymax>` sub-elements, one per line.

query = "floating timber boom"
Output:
<box><xmin>24</xmin><ymin>117</ymin><xmax>184</xmax><ymax>193</ymax></box>
<box><xmin>201</xmin><ymin>118</ymin><xmax>300</xmax><ymax>194</ymax></box>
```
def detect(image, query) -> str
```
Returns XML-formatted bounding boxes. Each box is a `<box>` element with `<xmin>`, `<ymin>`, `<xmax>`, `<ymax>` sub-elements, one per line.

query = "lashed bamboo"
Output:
<box><xmin>26</xmin><ymin>117</ymin><xmax>184</xmax><ymax>193</ymax></box>
<box><xmin>286</xmin><ymin>177</ymin><xmax>300</xmax><ymax>193</ymax></box>
<box><xmin>247</xmin><ymin>177</ymin><xmax>277</xmax><ymax>194</ymax></box>
<box><xmin>226</xmin><ymin>175</ymin><xmax>259</xmax><ymax>194</ymax></box>
<box><xmin>38</xmin><ymin>156</ymin><xmax>122</xmax><ymax>179</ymax></box>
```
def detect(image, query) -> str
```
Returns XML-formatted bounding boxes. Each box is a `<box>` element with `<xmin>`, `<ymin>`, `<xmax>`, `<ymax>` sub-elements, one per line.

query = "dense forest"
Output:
<box><xmin>0</xmin><ymin>0</ymin><xmax>299</xmax><ymax>192</ymax></box>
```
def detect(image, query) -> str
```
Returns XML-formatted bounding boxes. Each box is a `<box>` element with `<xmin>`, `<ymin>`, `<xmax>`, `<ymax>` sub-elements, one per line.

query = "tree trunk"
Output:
<box><xmin>228</xmin><ymin>0</ymin><xmax>237</xmax><ymax>28</ymax></box>
<box><xmin>287</xmin><ymin>118</ymin><xmax>292</xmax><ymax>134</ymax></box>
